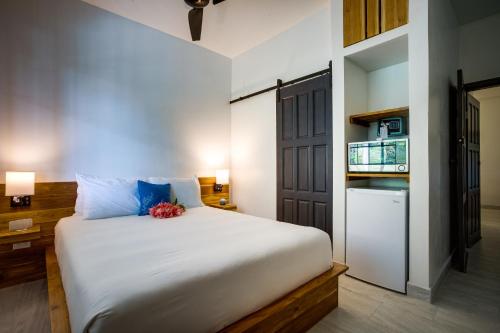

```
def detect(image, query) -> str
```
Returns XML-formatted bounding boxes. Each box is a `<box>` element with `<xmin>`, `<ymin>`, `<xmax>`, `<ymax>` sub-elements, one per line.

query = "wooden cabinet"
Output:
<box><xmin>343</xmin><ymin>0</ymin><xmax>365</xmax><ymax>47</ymax></box>
<box><xmin>344</xmin><ymin>0</ymin><xmax>408</xmax><ymax>47</ymax></box>
<box><xmin>366</xmin><ymin>0</ymin><xmax>380</xmax><ymax>38</ymax></box>
<box><xmin>381</xmin><ymin>0</ymin><xmax>408</xmax><ymax>33</ymax></box>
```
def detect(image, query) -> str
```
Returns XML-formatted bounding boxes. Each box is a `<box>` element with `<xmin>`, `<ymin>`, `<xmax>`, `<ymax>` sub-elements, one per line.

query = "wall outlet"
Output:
<box><xmin>9</xmin><ymin>218</ymin><xmax>33</xmax><ymax>231</ymax></box>
<box><xmin>13</xmin><ymin>242</ymin><xmax>31</xmax><ymax>250</ymax></box>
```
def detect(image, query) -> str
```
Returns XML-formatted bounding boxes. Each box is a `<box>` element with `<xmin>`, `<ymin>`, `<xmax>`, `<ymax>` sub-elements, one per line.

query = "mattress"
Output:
<box><xmin>54</xmin><ymin>206</ymin><xmax>332</xmax><ymax>333</ymax></box>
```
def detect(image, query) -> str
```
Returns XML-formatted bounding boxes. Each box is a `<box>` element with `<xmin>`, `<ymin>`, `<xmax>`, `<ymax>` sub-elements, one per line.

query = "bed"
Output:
<box><xmin>52</xmin><ymin>206</ymin><xmax>336</xmax><ymax>333</ymax></box>
<box><xmin>45</xmin><ymin>178</ymin><xmax>347</xmax><ymax>333</ymax></box>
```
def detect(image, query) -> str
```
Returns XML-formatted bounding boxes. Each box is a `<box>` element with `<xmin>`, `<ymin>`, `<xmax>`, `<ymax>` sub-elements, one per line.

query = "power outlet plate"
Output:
<box><xmin>9</xmin><ymin>218</ymin><xmax>33</xmax><ymax>231</ymax></box>
<box><xmin>13</xmin><ymin>242</ymin><xmax>31</xmax><ymax>250</ymax></box>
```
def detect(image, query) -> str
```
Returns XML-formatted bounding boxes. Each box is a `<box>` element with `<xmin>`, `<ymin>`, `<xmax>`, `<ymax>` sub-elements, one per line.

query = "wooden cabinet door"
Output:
<box><xmin>344</xmin><ymin>0</ymin><xmax>366</xmax><ymax>47</ymax></box>
<box><xmin>381</xmin><ymin>0</ymin><xmax>408</xmax><ymax>33</ymax></box>
<box><xmin>366</xmin><ymin>0</ymin><xmax>380</xmax><ymax>38</ymax></box>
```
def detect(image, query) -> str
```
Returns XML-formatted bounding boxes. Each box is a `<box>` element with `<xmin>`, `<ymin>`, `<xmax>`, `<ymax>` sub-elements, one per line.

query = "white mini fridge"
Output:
<box><xmin>346</xmin><ymin>187</ymin><xmax>408</xmax><ymax>293</ymax></box>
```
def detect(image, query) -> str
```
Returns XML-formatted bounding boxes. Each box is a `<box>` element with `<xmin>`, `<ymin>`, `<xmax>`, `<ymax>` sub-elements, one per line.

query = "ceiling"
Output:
<box><xmin>451</xmin><ymin>0</ymin><xmax>500</xmax><ymax>24</ymax></box>
<box><xmin>82</xmin><ymin>0</ymin><xmax>329</xmax><ymax>58</ymax></box>
<box><xmin>471</xmin><ymin>86</ymin><xmax>500</xmax><ymax>100</ymax></box>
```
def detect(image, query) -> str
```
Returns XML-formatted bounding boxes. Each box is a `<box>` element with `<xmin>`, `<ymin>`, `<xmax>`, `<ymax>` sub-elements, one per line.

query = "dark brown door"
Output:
<box><xmin>453</xmin><ymin>69</ymin><xmax>468</xmax><ymax>272</ymax></box>
<box><xmin>453</xmin><ymin>70</ymin><xmax>482</xmax><ymax>272</ymax></box>
<box><xmin>276</xmin><ymin>74</ymin><xmax>333</xmax><ymax>239</ymax></box>
<box><xmin>466</xmin><ymin>94</ymin><xmax>481</xmax><ymax>247</ymax></box>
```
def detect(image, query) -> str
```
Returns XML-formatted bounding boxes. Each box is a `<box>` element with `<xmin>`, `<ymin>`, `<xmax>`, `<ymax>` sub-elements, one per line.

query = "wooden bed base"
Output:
<box><xmin>46</xmin><ymin>247</ymin><xmax>347</xmax><ymax>333</ymax></box>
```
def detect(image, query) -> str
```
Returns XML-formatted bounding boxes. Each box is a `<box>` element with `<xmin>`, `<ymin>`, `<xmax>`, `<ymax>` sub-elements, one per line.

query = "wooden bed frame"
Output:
<box><xmin>46</xmin><ymin>247</ymin><xmax>347</xmax><ymax>333</ymax></box>
<box><xmin>1</xmin><ymin>179</ymin><xmax>347</xmax><ymax>332</ymax></box>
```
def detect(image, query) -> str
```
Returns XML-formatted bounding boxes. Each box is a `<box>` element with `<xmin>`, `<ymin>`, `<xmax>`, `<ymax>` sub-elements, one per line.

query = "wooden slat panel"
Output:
<box><xmin>46</xmin><ymin>247</ymin><xmax>72</xmax><ymax>333</ymax></box>
<box><xmin>0</xmin><ymin>182</ymin><xmax>77</xmax><ymax>214</ymax></box>
<box><xmin>366</xmin><ymin>0</ymin><xmax>380</xmax><ymax>38</ymax></box>
<box><xmin>344</xmin><ymin>0</ymin><xmax>366</xmax><ymax>47</ymax></box>
<box><xmin>381</xmin><ymin>0</ymin><xmax>408</xmax><ymax>33</ymax></box>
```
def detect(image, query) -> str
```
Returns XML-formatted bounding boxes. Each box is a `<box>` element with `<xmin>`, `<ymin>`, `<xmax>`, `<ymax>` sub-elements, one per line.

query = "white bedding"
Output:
<box><xmin>55</xmin><ymin>207</ymin><xmax>332</xmax><ymax>333</ymax></box>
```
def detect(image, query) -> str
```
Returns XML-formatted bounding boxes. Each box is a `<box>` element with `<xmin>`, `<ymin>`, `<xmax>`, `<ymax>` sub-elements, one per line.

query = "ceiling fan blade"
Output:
<box><xmin>213</xmin><ymin>0</ymin><xmax>226</xmax><ymax>4</ymax></box>
<box><xmin>188</xmin><ymin>8</ymin><xmax>203</xmax><ymax>41</ymax></box>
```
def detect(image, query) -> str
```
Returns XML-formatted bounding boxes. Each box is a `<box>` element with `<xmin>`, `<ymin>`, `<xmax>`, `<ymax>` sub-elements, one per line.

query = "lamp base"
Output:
<box><xmin>10</xmin><ymin>196</ymin><xmax>31</xmax><ymax>208</ymax></box>
<box><xmin>214</xmin><ymin>184</ymin><xmax>223</xmax><ymax>192</ymax></box>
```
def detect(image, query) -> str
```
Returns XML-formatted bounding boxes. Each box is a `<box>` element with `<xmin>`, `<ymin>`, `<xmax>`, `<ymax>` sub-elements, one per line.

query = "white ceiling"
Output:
<box><xmin>451</xmin><ymin>0</ymin><xmax>500</xmax><ymax>24</ymax></box>
<box><xmin>82</xmin><ymin>0</ymin><xmax>329</xmax><ymax>58</ymax></box>
<box><xmin>471</xmin><ymin>86</ymin><xmax>500</xmax><ymax>100</ymax></box>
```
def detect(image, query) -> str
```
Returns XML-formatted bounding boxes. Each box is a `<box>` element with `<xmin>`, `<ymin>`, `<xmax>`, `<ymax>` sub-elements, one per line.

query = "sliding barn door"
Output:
<box><xmin>276</xmin><ymin>74</ymin><xmax>333</xmax><ymax>239</ymax></box>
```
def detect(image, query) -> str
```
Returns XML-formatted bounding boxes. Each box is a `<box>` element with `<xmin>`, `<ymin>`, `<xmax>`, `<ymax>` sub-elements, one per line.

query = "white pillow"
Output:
<box><xmin>155</xmin><ymin>176</ymin><xmax>204</xmax><ymax>208</ymax></box>
<box><xmin>76</xmin><ymin>174</ymin><xmax>140</xmax><ymax>220</ymax></box>
<box><xmin>172</xmin><ymin>176</ymin><xmax>204</xmax><ymax>208</ymax></box>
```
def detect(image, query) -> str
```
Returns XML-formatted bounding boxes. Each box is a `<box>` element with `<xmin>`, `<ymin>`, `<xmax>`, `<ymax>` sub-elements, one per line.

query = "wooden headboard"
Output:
<box><xmin>0</xmin><ymin>177</ymin><xmax>228</xmax><ymax>288</ymax></box>
<box><xmin>198</xmin><ymin>176</ymin><xmax>230</xmax><ymax>205</ymax></box>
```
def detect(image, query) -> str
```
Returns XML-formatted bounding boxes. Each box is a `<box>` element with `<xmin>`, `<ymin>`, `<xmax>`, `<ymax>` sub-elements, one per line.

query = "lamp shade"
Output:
<box><xmin>215</xmin><ymin>169</ymin><xmax>229</xmax><ymax>185</ymax></box>
<box><xmin>5</xmin><ymin>172</ymin><xmax>35</xmax><ymax>196</ymax></box>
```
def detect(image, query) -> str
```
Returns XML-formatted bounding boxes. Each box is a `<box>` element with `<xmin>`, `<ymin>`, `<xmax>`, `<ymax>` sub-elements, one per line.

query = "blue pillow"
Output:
<box><xmin>137</xmin><ymin>180</ymin><xmax>171</xmax><ymax>216</ymax></box>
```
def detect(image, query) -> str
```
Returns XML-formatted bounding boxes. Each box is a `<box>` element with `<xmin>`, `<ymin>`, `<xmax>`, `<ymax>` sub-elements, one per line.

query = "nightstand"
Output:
<box><xmin>208</xmin><ymin>203</ymin><xmax>238</xmax><ymax>211</ymax></box>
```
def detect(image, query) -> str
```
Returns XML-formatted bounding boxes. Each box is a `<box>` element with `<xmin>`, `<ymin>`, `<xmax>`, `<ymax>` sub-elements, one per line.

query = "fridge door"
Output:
<box><xmin>346</xmin><ymin>188</ymin><xmax>408</xmax><ymax>293</ymax></box>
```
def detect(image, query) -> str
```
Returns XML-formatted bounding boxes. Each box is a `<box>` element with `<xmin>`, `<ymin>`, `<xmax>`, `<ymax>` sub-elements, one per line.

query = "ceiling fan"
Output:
<box><xmin>184</xmin><ymin>0</ymin><xmax>226</xmax><ymax>41</ymax></box>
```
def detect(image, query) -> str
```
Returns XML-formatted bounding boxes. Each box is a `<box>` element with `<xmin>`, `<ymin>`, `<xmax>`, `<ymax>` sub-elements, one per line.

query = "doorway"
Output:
<box><xmin>451</xmin><ymin>74</ymin><xmax>500</xmax><ymax>272</ymax></box>
<box><xmin>276</xmin><ymin>73</ymin><xmax>333</xmax><ymax>239</ymax></box>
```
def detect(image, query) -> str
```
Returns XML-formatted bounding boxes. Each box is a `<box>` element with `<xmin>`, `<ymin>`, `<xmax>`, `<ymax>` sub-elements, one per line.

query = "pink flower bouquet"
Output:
<box><xmin>149</xmin><ymin>202</ymin><xmax>185</xmax><ymax>219</ymax></box>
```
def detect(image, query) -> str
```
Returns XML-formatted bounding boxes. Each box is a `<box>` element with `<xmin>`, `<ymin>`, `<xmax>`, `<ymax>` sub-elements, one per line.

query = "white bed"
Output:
<box><xmin>54</xmin><ymin>206</ymin><xmax>332</xmax><ymax>333</ymax></box>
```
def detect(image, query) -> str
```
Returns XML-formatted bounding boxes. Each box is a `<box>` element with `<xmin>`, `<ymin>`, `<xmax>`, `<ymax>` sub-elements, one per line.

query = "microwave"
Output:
<box><xmin>348</xmin><ymin>138</ymin><xmax>409</xmax><ymax>173</ymax></box>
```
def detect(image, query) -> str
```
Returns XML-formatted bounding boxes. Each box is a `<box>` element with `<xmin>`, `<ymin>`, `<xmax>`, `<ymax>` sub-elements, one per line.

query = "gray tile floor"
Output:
<box><xmin>310</xmin><ymin>209</ymin><xmax>500</xmax><ymax>333</ymax></box>
<box><xmin>1</xmin><ymin>210</ymin><xmax>499</xmax><ymax>333</ymax></box>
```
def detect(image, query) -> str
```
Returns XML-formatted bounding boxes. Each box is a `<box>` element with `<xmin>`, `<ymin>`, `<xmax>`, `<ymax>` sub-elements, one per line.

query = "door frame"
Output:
<box><xmin>451</xmin><ymin>74</ymin><xmax>500</xmax><ymax>272</ymax></box>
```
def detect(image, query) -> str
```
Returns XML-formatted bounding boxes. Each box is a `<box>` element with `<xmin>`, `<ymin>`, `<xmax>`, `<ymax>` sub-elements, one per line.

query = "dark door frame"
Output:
<box><xmin>464</xmin><ymin>77</ymin><xmax>500</xmax><ymax>92</ymax></box>
<box><xmin>451</xmin><ymin>75</ymin><xmax>500</xmax><ymax>272</ymax></box>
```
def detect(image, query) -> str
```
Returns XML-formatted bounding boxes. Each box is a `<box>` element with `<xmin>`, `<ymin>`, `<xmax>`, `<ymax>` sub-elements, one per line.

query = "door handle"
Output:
<box><xmin>458</xmin><ymin>137</ymin><xmax>465</xmax><ymax>144</ymax></box>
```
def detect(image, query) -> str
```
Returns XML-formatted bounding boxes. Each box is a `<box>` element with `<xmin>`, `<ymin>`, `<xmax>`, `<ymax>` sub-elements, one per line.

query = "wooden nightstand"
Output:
<box><xmin>208</xmin><ymin>203</ymin><xmax>238</xmax><ymax>211</ymax></box>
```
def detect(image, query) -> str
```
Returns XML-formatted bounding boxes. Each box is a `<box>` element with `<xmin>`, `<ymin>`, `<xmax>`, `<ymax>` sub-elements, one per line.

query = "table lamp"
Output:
<box><xmin>5</xmin><ymin>172</ymin><xmax>35</xmax><ymax>207</ymax></box>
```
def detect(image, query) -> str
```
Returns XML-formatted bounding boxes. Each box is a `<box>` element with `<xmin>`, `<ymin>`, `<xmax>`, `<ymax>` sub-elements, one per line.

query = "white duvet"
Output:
<box><xmin>55</xmin><ymin>207</ymin><xmax>332</xmax><ymax>333</ymax></box>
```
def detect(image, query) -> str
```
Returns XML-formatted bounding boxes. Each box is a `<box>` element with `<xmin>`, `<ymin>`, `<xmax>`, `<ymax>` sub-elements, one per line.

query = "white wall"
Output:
<box><xmin>479</xmin><ymin>96</ymin><xmax>500</xmax><ymax>207</ymax></box>
<box><xmin>459</xmin><ymin>12</ymin><xmax>500</xmax><ymax>83</ymax></box>
<box><xmin>0</xmin><ymin>0</ymin><xmax>231</xmax><ymax>183</ymax></box>
<box><xmin>368</xmin><ymin>62</ymin><xmax>409</xmax><ymax>111</ymax></box>
<box><xmin>427</xmin><ymin>0</ymin><xmax>459</xmax><ymax>291</ymax></box>
<box><xmin>406</xmin><ymin>0</ymin><xmax>431</xmax><ymax>291</ymax></box>
<box><xmin>230</xmin><ymin>93</ymin><xmax>277</xmax><ymax>218</ymax></box>
<box><xmin>231</xmin><ymin>8</ymin><xmax>331</xmax><ymax>219</ymax></box>
<box><xmin>330</xmin><ymin>0</ymin><xmax>347</xmax><ymax>263</ymax></box>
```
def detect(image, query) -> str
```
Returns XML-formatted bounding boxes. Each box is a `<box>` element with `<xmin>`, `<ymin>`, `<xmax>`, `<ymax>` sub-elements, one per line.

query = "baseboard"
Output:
<box><xmin>429</xmin><ymin>255</ymin><xmax>452</xmax><ymax>302</ymax></box>
<box><xmin>482</xmin><ymin>205</ymin><xmax>500</xmax><ymax>210</ymax></box>
<box><xmin>406</xmin><ymin>282</ymin><xmax>431</xmax><ymax>302</ymax></box>
<box><xmin>407</xmin><ymin>255</ymin><xmax>452</xmax><ymax>303</ymax></box>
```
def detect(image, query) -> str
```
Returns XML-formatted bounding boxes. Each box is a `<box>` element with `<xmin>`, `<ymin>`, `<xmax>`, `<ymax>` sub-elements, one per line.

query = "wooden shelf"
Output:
<box><xmin>0</xmin><ymin>225</ymin><xmax>41</xmax><ymax>245</ymax></box>
<box><xmin>349</xmin><ymin>106</ymin><xmax>409</xmax><ymax>127</ymax></box>
<box><xmin>347</xmin><ymin>173</ymin><xmax>409</xmax><ymax>181</ymax></box>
